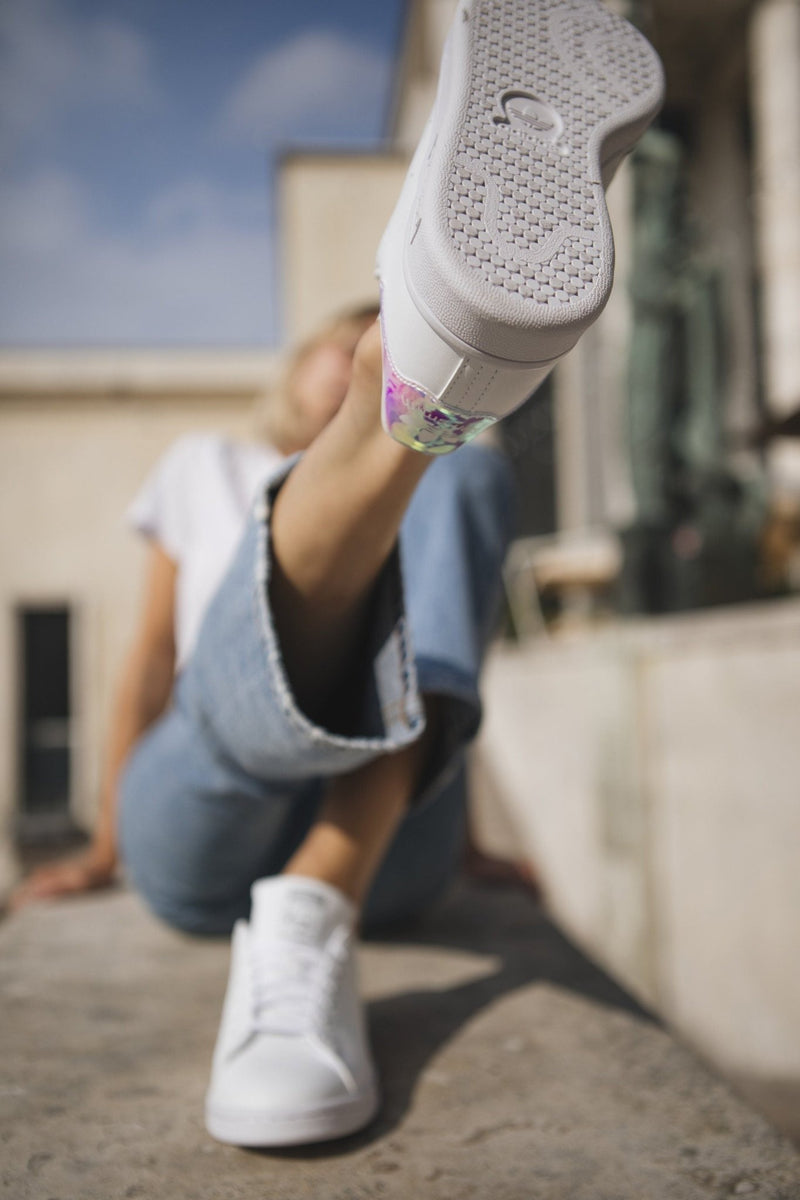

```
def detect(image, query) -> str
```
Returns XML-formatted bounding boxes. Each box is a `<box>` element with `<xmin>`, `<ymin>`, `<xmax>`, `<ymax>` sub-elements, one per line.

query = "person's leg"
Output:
<box><xmin>119</xmin><ymin>324</ymin><xmax>444</xmax><ymax>933</ymax></box>
<box><xmin>361</xmin><ymin>763</ymin><xmax>468</xmax><ymax>934</ymax></box>
<box><xmin>117</xmin><ymin>691</ymin><xmax>322</xmax><ymax>936</ymax></box>
<box><xmin>281</xmin><ymin>697</ymin><xmax>441</xmax><ymax>906</ymax></box>
<box><xmin>177</xmin><ymin>320</ymin><xmax>431</xmax><ymax>791</ymax></box>
<box><xmin>267</xmin><ymin>321</ymin><xmax>431</xmax><ymax>726</ymax></box>
<box><xmin>358</xmin><ymin>440</ymin><xmax>517</xmax><ymax>927</ymax></box>
<box><xmin>118</xmin><ymin>694</ymin><xmax>444</xmax><ymax>937</ymax></box>
<box><xmin>119</xmin><ymin>436</ymin><xmax>515</xmax><ymax>938</ymax></box>
<box><xmin>195</xmin><ymin>362</ymin><xmax>453</xmax><ymax>1145</ymax></box>
<box><xmin>250</xmin><ymin>439</ymin><xmax>515</xmax><ymax>932</ymax></box>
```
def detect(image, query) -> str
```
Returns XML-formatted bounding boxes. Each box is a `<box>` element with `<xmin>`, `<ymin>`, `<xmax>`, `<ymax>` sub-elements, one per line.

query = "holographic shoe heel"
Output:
<box><xmin>380</xmin><ymin>327</ymin><xmax>495</xmax><ymax>456</ymax></box>
<box><xmin>375</xmin><ymin>0</ymin><xmax>664</xmax><ymax>455</ymax></box>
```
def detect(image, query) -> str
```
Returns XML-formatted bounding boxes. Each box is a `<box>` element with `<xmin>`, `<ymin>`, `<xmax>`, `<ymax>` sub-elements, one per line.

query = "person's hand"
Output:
<box><xmin>8</xmin><ymin>845</ymin><xmax>117</xmax><ymax>912</ymax></box>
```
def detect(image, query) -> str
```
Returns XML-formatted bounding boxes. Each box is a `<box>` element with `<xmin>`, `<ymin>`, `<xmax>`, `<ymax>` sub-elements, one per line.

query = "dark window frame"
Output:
<box><xmin>15</xmin><ymin>603</ymin><xmax>79</xmax><ymax>843</ymax></box>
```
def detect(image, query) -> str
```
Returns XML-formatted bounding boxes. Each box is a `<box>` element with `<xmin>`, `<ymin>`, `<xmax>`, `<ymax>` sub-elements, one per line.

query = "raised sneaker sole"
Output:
<box><xmin>377</xmin><ymin>0</ymin><xmax>664</xmax><ymax>454</ymax></box>
<box><xmin>205</xmin><ymin>1081</ymin><xmax>380</xmax><ymax>1148</ymax></box>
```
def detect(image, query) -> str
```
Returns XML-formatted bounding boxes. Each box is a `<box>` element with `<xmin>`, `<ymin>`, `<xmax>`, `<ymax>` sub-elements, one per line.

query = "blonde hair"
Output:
<box><xmin>253</xmin><ymin>303</ymin><xmax>380</xmax><ymax>453</ymax></box>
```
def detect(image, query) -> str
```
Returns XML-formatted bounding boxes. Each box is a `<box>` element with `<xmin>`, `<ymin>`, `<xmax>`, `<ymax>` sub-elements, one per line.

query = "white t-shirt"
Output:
<box><xmin>125</xmin><ymin>432</ymin><xmax>287</xmax><ymax>670</ymax></box>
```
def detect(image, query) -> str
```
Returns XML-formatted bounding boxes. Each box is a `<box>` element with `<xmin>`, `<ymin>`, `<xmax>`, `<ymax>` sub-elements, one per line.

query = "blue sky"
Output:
<box><xmin>0</xmin><ymin>0</ymin><xmax>406</xmax><ymax>346</ymax></box>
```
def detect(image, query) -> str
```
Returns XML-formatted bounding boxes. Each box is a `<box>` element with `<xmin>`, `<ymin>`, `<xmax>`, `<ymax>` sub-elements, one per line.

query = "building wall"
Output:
<box><xmin>279</xmin><ymin>154</ymin><xmax>408</xmax><ymax>344</ymax></box>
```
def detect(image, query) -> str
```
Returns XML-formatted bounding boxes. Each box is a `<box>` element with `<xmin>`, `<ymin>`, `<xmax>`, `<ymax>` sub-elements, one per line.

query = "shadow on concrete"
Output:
<box><xmin>254</xmin><ymin>877</ymin><xmax>657</xmax><ymax>1162</ymax></box>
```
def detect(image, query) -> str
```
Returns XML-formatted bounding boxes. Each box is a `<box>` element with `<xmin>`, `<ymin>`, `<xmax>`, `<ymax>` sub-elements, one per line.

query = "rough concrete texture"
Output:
<box><xmin>2</xmin><ymin>882</ymin><xmax>799</xmax><ymax>1200</ymax></box>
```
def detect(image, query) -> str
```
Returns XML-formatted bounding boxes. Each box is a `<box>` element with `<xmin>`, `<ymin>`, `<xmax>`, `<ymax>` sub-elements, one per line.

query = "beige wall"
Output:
<box><xmin>278</xmin><ymin>154</ymin><xmax>408</xmax><ymax>344</ymax></box>
<box><xmin>0</xmin><ymin>350</ymin><xmax>277</xmax><ymax>880</ymax></box>
<box><xmin>750</xmin><ymin>0</ymin><xmax>800</xmax><ymax>495</ymax></box>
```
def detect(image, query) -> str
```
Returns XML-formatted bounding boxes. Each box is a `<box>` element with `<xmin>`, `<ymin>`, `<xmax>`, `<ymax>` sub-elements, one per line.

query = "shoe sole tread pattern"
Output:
<box><xmin>409</xmin><ymin>0</ymin><xmax>664</xmax><ymax>362</ymax></box>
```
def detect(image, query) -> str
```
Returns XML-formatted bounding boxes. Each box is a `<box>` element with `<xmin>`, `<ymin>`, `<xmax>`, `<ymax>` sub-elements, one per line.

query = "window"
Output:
<box><xmin>17</xmin><ymin>606</ymin><xmax>74</xmax><ymax>840</ymax></box>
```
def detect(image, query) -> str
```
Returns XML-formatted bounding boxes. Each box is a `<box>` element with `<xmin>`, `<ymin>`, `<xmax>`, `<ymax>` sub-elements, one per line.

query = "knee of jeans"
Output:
<box><xmin>137</xmin><ymin>889</ymin><xmax>242</xmax><ymax>939</ymax></box>
<box><xmin>119</xmin><ymin>803</ymin><xmax>242</xmax><ymax>938</ymax></box>
<box><xmin>117</xmin><ymin>747</ymin><xmax>244</xmax><ymax>939</ymax></box>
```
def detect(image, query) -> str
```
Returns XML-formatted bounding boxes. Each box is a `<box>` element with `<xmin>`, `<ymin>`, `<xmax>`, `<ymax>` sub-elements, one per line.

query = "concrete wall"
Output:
<box><xmin>0</xmin><ymin>350</ymin><xmax>277</xmax><ymax>884</ymax></box>
<box><xmin>474</xmin><ymin>600</ymin><xmax>800</xmax><ymax>1136</ymax></box>
<box><xmin>278</xmin><ymin>154</ymin><xmax>408</xmax><ymax>344</ymax></box>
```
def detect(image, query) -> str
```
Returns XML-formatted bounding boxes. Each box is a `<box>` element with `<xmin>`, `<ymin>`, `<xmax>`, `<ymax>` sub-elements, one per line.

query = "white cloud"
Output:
<box><xmin>0</xmin><ymin>16</ymin><xmax>393</xmax><ymax>343</ymax></box>
<box><xmin>0</xmin><ymin>0</ymin><xmax>160</xmax><ymax>159</ymax></box>
<box><xmin>0</xmin><ymin>172</ymin><xmax>274</xmax><ymax>344</ymax></box>
<box><xmin>215</xmin><ymin>29</ymin><xmax>389</xmax><ymax>147</ymax></box>
<box><xmin>0</xmin><ymin>167</ymin><xmax>87</xmax><ymax>252</ymax></box>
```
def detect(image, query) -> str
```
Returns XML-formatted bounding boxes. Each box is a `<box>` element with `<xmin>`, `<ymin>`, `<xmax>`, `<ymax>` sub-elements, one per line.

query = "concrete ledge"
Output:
<box><xmin>2</xmin><ymin>883</ymin><xmax>799</xmax><ymax>1198</ymax></box>
<box><xmin>475</xmin><ymin>599</ymin><xmax>800</xmax><ymax>1141</ymax></box>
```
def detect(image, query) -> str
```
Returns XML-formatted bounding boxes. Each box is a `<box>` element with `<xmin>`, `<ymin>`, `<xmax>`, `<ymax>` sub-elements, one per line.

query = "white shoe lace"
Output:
<box><xmin>249</xmin><ymin>926</ymin><xmax>350</xmax><ymax>1038</ymax></box>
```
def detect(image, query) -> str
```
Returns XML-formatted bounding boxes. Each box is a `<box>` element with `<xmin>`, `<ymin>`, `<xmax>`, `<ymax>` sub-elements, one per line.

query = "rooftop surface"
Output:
<box><xmin>2</xmin><ymin>880</ymin><xmax>799</xmax><ymax>1200</ymax></box>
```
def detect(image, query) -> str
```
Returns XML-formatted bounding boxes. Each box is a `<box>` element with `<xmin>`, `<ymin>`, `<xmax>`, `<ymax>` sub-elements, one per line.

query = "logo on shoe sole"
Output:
<box><xmin>493</xmin><ymin>91</ymin><xmax>563</xmax><ymax>143</ymax></box>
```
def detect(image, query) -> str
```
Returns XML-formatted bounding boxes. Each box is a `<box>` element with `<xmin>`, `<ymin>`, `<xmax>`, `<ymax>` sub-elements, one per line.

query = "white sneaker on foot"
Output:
<box><xmin>376</xmin><ymin>0</ymin><xmax>664</xmax><ymax>454</ymax></box>
<box><xmin>205</xmin><ymin>876</ymin><xmax>379</xmax><ymax>1147</ymax></box>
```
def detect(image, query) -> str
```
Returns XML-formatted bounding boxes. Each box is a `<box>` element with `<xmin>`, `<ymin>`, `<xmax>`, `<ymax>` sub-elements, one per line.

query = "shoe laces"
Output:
<box><xmin>248</xmin><ymin>925</ymin><xmax>350</xmax><ymax>1038</ymax></box>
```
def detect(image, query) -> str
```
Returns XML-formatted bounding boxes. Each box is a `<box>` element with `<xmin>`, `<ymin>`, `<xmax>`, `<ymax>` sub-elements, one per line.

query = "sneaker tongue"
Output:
<box><xmin>250</xmin><ymin>876</ymin><xmax>355</xmax><ymax>949</ymax></box>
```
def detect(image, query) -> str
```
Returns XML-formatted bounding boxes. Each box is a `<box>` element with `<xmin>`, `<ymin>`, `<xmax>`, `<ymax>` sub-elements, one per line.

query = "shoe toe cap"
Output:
<box><xmin>210</xmin><ymin>1034</ymin><xmax>353</xmax><ymax>1114</ymax></box>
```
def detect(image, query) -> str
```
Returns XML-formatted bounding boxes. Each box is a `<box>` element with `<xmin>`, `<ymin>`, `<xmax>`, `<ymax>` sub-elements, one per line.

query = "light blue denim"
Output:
<box><xmin>118</xmin><ymin>442</ymin><xmax>516</xmax><ymax>936</ymax></box>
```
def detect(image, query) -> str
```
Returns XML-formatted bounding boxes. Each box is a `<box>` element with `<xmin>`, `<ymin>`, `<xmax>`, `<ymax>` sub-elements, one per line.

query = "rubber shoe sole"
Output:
<box><xmin>205</xmin><ymin>1082</ymin><xmax>380</xmax><ymax>1148</ymax></box>
<box><xmin>376</xmin><ymin>0</ymin><xmax>664</xmax><ymax>454</ymax></box>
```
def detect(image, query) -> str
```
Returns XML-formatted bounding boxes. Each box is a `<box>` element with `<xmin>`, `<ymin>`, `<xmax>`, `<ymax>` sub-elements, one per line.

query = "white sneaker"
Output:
<box><xmin>205</xmin><ymin>876</ymin><xmax>379</xmax><ymax>1147</ymax></box>
<box><xmin>376</xmin><ymin>0</ymin><xmax>664</xmax><ymax>454</ymax></box>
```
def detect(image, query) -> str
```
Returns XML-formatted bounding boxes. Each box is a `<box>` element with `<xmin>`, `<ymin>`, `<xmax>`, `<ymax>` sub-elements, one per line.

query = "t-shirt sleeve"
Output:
<box><xmin>124</xmin><ymin>435</ymin><xmax>198</xmax><ymax>563</ymax></box>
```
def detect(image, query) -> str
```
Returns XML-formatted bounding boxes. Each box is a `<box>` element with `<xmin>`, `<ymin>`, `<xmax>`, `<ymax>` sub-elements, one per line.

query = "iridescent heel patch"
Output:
<box><xmin>381</xmin><ymin>339</ymin><xmax>495</xmax><ymax>456</ymax></box>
